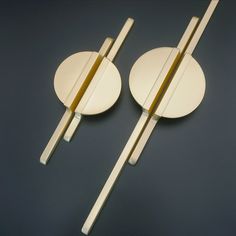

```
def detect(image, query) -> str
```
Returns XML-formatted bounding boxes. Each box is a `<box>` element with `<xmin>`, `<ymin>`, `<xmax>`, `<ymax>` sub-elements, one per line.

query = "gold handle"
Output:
<box><xmin>81</xmin><ymin>1</ymin><xmax>219</xmax><ymax>234</ymax></box>
<box><xmin>63</xmin><ymin>18</ymin><xmax>134</xmax><ymax>142</ymax></box>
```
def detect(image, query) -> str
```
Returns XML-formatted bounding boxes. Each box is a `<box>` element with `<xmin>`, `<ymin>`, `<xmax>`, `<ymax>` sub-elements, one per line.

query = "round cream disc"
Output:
<box><xmin>129</xmin><ymin>47</ymin><xmax>206</xmax><ymax>118</ymax></box>
<box><xmin>54</xmin><ymin>51</ymin><xmax>121</xmax><ymax>115</ymax></box>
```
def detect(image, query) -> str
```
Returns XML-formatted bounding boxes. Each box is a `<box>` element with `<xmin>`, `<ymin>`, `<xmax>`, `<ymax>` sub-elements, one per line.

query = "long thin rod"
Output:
<box><xmin>129</xmin><ymin>115</ymin><xmax>159</xmax><ymax>165</ymax></box>
<box><xmin>82</xmin><ymin>1</ymin><xmax>219</xmax><ymax>233</ymax></box>
<box><xmin>81</xmin><ymin>112</ymin><xmax>151</xmax><ymax>235</ymax></box>
<box><xmin>186</xmin><ymin>0</ymin><xmax>219</xmax><ymax>54</ymax></box>
<box><xmin>177</xmin><ymin>16</ymin><xmax>199</xmax><ymax>53</ymax></box>
<box><xmin>129</xmin><ymin>0</ymin><xmax>219</xmax><ymax>165</ymax></box>
<box><xmin>107</xmin><ymin>18</ymin><xmax>134</xmax><ymax>61</ymax></box>
<box><xmin>128</xmin><ymin>17</ymin><xmax>199</xmax><ymax>165</ymax></box>
<box><xmin>63</xmin><ymin>113</ymin><xmax>82</xmax><ymax>142</ymax></box>
<box><xmin>40</xmin><ymin>109</ymin><xmax>73</xmax><ymax>165</ymax></box>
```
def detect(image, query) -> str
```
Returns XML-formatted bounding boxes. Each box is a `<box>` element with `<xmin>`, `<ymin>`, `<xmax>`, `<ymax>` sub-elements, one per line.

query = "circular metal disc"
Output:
<box><xmin>54</xmin><ymin>51</ymin><xmax>121</xmax><ymax>115</ymax></box>
<box><xmin>129</xmin><ymin>47</ymin><xmax>206</xmax><ymax>118</ymax></box>
<box><xmin>54</xmin><ymin>51</ymin><xmax>94</xmax><ymax>104</ymax></box>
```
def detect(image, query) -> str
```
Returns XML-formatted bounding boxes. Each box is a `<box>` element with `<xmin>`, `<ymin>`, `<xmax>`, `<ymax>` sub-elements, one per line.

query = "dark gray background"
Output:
<box><xmin>0</xmin><ymin>0</ymin><xmax>235</xmax><ymax>235</ymax></box>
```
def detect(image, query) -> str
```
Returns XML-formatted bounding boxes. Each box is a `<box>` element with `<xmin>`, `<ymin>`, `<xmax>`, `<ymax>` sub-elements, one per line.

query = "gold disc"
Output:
<box><xmin>129</xmin><ymin>47</ymin><xmax>206</xmax><ymax>118</ymax></box>
<box><xmin>54</xmin><ymin>51</ymin><xmax>121</xmax><ymax>115</ymax></box>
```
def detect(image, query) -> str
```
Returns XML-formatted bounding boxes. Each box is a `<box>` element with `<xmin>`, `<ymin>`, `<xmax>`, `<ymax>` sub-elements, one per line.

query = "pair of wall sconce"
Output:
<box><xmin>39</xmin><ymin>0</ymin><xmax>219</xmax><ymax>234</ymax></box>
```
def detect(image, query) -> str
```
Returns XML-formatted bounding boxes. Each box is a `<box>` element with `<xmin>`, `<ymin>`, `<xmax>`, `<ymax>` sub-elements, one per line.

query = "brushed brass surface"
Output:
<box><xmin>54</xmin><ymin>54</ymin><xmax>121</xmax><ymax>115</ymax></box>
<box><xmin>40</xmin><ymin>109</ymin><xmax>73</xmax><ymax>164</ymax></box>
<box><xmin>82</xmin><ymin>1</ymin><xmax>219</xmax><ymax>234</ymax></box>
<box><xmin>129</xmin><ymin>114</ymin><xmax>160</xmax><ymax>165</ymax></box>
<box><xmin>75</xmin><ymin>58</ymin><xmax>121</xmax><ymax>115</ymax></box>
<box><xmin>156</xmin><ymin>54</ymin><xmax>205</xmax><ymax>118</ymax></box>
<box><xmin>63</xmin><ymin>113</ymin><xmax>82</xmax><ymax>142</ymax></box>
<box><xmin>130</xmin><ymin>48</ymin><xmax>206</xmax><ymax>118</ymax></box>
<box><xmin>63</xmin><ymin>18</ymin><xmax>134</xmax><ymax>141</ymax></box>
<box><xmin>82</xmin><ymin>111</ymin><xmax>153</xmax><ymax>235</ymax></box>
<box><xmin>54</xmin><ymin>51</ymin><xmax>99</xmax><ymax>105</ymax></box>
<box><xmin>177</xmin><ymin>17</ymin><xmax>199</xmax><ymax>53</ymax></box>
<box><xmin>186</xmin><ymin>0</ymin><xmax>219</xmax><ymax>54</ymax></box>
<box><xmin>39</xmin><ymin>18</ymin><xmax>134</xmax><ymax>164</ymax></box>
<box><xmin>129</xmin><ymin>47</ymin><xmax>181</xmax><ymax>112</ymax></box>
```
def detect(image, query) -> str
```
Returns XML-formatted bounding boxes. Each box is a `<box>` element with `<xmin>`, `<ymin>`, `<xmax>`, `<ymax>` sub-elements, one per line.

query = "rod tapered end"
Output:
<box><xmin>40</xmin><ymin>150</ymin><xmax>51</xmax><ymax>165</ymax></box>
<box><xmin>63</xmin><ymin>113</ymin><xmax>82</xmax><ymax>142</ymax></box>
<box><xmin>40</xmin><ymin>158</ymin><xmax>47</xmax><ymax>165</ymax></box>
<box><xmin>81</xmin><ymin>226</ymin><xmax>89</xmax><ymax>235</ymax></box>
<box><xmin>127</xmin><ymin>17</ymin><xmax>134</xmax><ymax>24</ymax></box>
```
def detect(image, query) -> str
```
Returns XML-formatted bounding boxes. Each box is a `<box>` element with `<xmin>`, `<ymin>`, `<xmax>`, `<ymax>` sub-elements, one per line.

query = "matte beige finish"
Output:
<box><xmin>130</xmin><ymin>47</ymin><xmax>180</xmax><ymax>112</ymax></box>
<box><xmin>40</xmin><ymin>109</ymin><xmax>73</xmax><ymax>164</ymax></box>
<box><xmin>130</xmin><ymin>48</ymin><xmax>206</xmax><ymax>118</ymax></box>
<box><xmin>107</xmin><ymin>18</ymin><xmax>134</xmax><ymax>61</ymax></box>
<box><xmin>82</xmin><ymin>111</ymin><xmax>152</xmax><ymax>235</ymax></box>
<box><xmin>186</xmin><ymin>0</ymin><xmax>219</xmax><ymax>54</ymax></box>
<box><xmin>64</xmin><ymin>113</ymin><xmax>82</xmax><ymax>142</ymax></box>
<box><xmin>129</xmin><ymin>47</ymin><xmax>173</xmax><ymax>109</ymax></box>
<box><xmin>55</xmin><ymin>55</ymin><xmax>121</xmax><ymax>115</ymax></box>
<box><xmin>54</xmin><ymin>51</ymin><xmax>99</xmax><ymax>105</ymax></box>
<box><xmin>62</xmin><ymin>18</ymin><xmax>134</xmax><ymax>141</ymax></box>
<box><xmin>142</xmin><ymin>48</ymin><xmax>180</xmax><ymax>112</ymax></box>
<box><xmin>82</xmin><ymin>1</ymin><xmax>219</xmax><ymax>234</ymax></box>
<box><xmin>128</xmin><ymin>0</ymin><xmax>219</xmax><ymax>162</ymax></box>
<box><xmin>75</xmin><ymin>59</ymin><xmax>121</xmax><ymax>115</ymax></box>
<box><xmin>63</xmin><ymin>52</ymin><xmax>102</xmax><ymax>109</ymax></box>
<box><xmin>177</xmin><ymin>17</ymin><xmax>199</xmax><ymax>53</ymax></box>
<box><xmin>62</xmin><ymin>58</ymin><xmax>121</xmax><ymax>142</ymax></box>
<box><xmin>98</xmin><ymin>37</ymin><xmax>114</xmax><ymax>57</ymax></box>
<box><xmin>129</xmin><ymin>114</ymin><xmax>160</xmax><ymax>165</ymax></box>
<box><xmin>39</xmin><ymin>18</ymin><xmax>134</xmax><ymax>164</ymax></box>
<box><xmin>156</xmin><ymin>54</ymin><xmax>205</xmax><ymax>118</ymax></box>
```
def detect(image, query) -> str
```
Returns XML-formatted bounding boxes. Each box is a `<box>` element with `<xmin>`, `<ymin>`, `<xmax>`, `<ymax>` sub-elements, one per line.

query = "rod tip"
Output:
<box><xmin>81</xmin><ymin>226</ymin><xmax>89</xmax><ymax>235</ymax></box>
<box><xmin>211</xmin><ymin>0</ymin><xmax>220</xmax><ymax>6</ymax></box>
<box><xmin>128</xmin><ymin>158</ymin><xmax>137</xmax><ymax>166</ymax></box>
<box><xmin>127</xmin><ymin>17</ymin><xmax>134</xmax><ymax>24</ymax></box>
<box><xmin>192</xmin><ymin>16</ymin><xmax>199</xmax><ymax>21</ymax></box>
<box><xmin>40</xmin><ymin>158</ymin><xmax>47</xmax><ymax>165</ymax></box>
<box><xmin>63</xmin><ymin>135</ymin><xmax>71</xmax><ymax>142</ymax></box>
